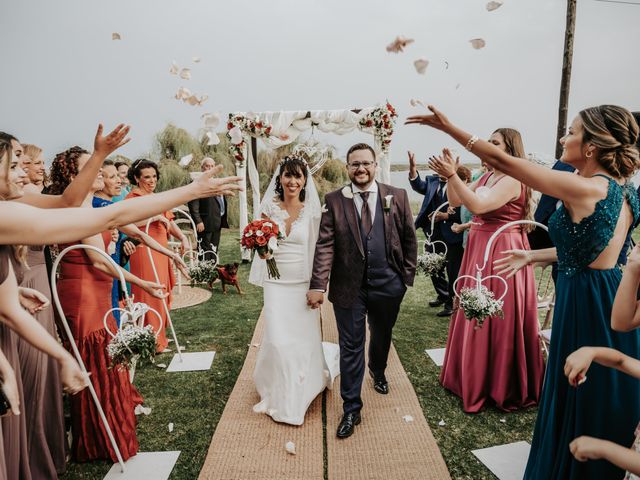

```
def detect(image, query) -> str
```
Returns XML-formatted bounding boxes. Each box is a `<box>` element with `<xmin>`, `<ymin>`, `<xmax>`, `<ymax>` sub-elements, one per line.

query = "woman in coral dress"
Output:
<box><xmin>126</xmin><ymin>159</ymin><xmax>189</xmax><ymax>352</ymax></box>
<box><xmin>430</xmin><ymin>129</ymin><xmax>544</xmax><ymax>413</ymax></box>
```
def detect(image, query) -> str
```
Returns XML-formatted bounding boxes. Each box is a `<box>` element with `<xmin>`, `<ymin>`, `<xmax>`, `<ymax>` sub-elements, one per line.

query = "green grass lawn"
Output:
<box><xmin>62</xmin><ymin>229</ymin><xmax>537</xmax><ymax>480</ymax></box>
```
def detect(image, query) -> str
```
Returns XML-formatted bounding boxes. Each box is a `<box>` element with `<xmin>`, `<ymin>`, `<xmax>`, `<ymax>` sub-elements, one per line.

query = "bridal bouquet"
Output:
<box><xmin>417</xmin><ymin>251</ymin><xmax>446</xmax><ymax>276</ymax></box>
<box><xmin>188</xmin><ymin>260</ymin><xmax>219</xmax><ymax>286</ymax></box>
<box><xmin>459</xmin><ymin>284</ymin><xmax>504</xmax><ymax>329</ymax></box>
<box><xmin>242</xmin><ymin>218</ymin><xmax>283</xmax><ymax>279</ymax></box>
<box><xmin>107</xmin><ymin>324</ymin><xmax>157</xmax><ymax>370</ymax></box>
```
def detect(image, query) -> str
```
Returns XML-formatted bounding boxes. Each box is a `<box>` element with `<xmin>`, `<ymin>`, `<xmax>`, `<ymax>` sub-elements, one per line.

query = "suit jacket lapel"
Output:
<box><xmin>340</xmin><ymin>190</ymin><xmax>364</xmax><ymax>257</ymax></box>
<box><xmin>378</xmin><ymin>183</ymin><xmax>393</xmax><ymax>258</ymax></box>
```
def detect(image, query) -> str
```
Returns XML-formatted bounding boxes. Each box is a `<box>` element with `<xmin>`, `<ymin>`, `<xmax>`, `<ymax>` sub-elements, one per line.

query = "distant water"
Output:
<box><xmin>389</xmin><ymin>170</ymin><xmax>432</xmax><ymax>202</ymax></box>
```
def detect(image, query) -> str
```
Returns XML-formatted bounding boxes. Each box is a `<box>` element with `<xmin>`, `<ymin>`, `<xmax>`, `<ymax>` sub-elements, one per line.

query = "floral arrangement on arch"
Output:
<box><xmin>226</xmin><ymin>114</ymin><xmax>273</xmax><ymax>165</ymax></box>
<box><xmin>358</xmin><ymin>101</ymin><xmax>397</xmax><ymax>154</ymax></box>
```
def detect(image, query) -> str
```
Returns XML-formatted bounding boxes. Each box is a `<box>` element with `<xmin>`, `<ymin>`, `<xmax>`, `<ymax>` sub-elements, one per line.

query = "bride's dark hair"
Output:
<box><xmin>275</xmin><ymin>156</ymin><xmax>308</xmax><ymax>202</ymax></box>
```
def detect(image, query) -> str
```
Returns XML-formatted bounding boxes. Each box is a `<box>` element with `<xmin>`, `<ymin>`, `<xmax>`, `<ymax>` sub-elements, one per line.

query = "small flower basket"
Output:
<box><xmin>417</xmin><ymin>251</ymin><xmax>446</xmax><ymax>276</ymax></box>
<box><xmin>107</xmin><ymin>324</ymin><xmax>157</xmax><ymax>370</ymax></box>
<box><xmin>458</xmin><ymin>284</ymin><xmax>504</xmax><ymax>329</ymax></box>
<box><xmin>242</xmin><ymin>217</ymin><xmax>284</xmax><ymax>279</ymax></box>
<box><xmin>188</xmin><ymin>260</ymin><xmax>219</xmax><ymax>286</ymax></box>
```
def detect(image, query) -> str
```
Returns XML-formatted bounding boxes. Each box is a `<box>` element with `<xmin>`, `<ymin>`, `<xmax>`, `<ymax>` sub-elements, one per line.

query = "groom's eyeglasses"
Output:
<box><xmin>348</xmin><ymin>161</ymin><xmax>375</xmax><ymax>169</ymax></box>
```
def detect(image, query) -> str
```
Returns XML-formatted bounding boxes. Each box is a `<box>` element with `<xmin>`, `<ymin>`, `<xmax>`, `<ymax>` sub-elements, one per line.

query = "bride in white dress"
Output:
<box><xmin>249</xmin><ymin>156</ymin><xmax>340</xmax><ymax>425</ymax></box>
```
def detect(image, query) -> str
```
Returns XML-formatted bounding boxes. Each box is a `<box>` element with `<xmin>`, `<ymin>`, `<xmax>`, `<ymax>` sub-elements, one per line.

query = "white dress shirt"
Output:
<box><xmin>352</xmin><ymin>181</ymin><xmax>378</xmax><ymax>225</ymax></box>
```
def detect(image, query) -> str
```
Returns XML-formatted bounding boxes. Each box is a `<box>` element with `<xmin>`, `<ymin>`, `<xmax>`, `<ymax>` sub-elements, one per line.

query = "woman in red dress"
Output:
<box><xmin>430</xmin><ymin>129</ymin><xmax>544</xmax><ymax>413</ymax></box>
<box><xmin>126</xmin><ymin>159</ymin><xmax>191</xmax><ymax>353</ymax></box>
<box><xmin>49</xmin><ymin>149</ymin><xmax>167</xmax><ymax>462</ymax></box>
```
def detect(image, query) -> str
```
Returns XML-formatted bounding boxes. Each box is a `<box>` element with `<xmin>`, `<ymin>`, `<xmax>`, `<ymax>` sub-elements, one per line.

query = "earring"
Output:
<box><xmin>586</xmin><ymin>150</ymin><xmax>593</xmax><ymax>158</ymax></box>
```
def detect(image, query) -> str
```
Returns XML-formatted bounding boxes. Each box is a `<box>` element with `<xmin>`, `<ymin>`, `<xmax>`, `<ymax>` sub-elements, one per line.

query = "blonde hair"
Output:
<box><xmin>0</xmin><ymin>141</ymin><xmax>28</xmax><ymax>266</ymax></box>
<box><xmin>22</xmin><ymin>144</ymin><xmax>42</xmax><ymax>161</ymax></box>
<box><xmin>493</xmin><ymin>128</ymin><xmax>535</xmax><ymax>232</ymax></box>
<box><xmin>579</xmin><ymin>105</ymin><xmax>640</xmax><ymax>179</ymax></box>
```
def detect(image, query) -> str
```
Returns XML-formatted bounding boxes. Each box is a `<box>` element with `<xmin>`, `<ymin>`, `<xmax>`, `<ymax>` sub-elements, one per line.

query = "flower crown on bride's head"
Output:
<box><xmin>279</xmin><ymin>155</ymin><xmax>308</xmax><ymax>168</ymax></box>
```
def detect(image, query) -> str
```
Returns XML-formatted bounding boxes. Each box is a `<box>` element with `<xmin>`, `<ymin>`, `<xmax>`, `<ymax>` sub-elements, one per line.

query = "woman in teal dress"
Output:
<box><xmin>406</xmin><ymin>104</ymin><xmax>640</xmax><ymax>479</ymax></box>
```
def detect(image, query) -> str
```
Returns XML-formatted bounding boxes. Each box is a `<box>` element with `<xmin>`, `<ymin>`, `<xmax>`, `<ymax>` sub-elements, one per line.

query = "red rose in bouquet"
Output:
<box><xmin>241</xmin><ymin>217</ymin><xmax>284</xmax><ymax>279</ymax></box>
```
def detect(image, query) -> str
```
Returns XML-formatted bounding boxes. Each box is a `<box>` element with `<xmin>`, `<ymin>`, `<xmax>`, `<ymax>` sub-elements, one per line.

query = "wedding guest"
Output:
<box><xmin>408</xmin><ymin>151</ymin><xmax>460</xmax><ymax>316</ymax></box>
<box><xmin>188</xmin><ymin>157</ymin><xmax>228</xmax><ymax>258</ymax></box>
<box><xmin>94</xmin><ymin>160</ymin><xmax>188</xmax><ymax>323</ymax></box>
<box><xmin>407</xmin><ymin>104</ymin><xmax>640</xmax><ymax>479</ymax></box>
<box><xmin>21</xmin><ymin>144</ymin><xmax>47</xmax><ymax>191</ymax></box>
<box><xmin>112</xmin><ymin>160</ymin><xmax>131</xmax><ymax>202</ymax></box>
<box><xmin>126</xmin><ymin>159</ymin><xmax>191</xmax><ymax>352</ymax></box>
<box><xmin>426</xmin><ymin>128</ymin><xmax>543</xmax><ymax>413</ymax></box>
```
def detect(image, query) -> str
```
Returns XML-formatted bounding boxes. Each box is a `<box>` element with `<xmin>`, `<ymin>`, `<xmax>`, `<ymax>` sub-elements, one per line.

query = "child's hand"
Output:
<box><xmin>564</xmin><ymin>347</ymin><xmax>593</xmax><ymax>387</ymax></box>
<box><xmin>569</xmin><ymin>436</ymin><xmax>607</xmax><ymax>462</ymax></box>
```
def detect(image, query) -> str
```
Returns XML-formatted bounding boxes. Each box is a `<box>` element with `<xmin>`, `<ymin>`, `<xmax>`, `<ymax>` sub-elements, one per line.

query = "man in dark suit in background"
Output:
<box><xmin>408</xmin><ymin>151</ymin><xmax>464</xmax><ymax>317</ymax></box>
<box><xmin>188</xmin><ymin>157</ymin><xmax>228</xmax><ymax>259</ymax></box>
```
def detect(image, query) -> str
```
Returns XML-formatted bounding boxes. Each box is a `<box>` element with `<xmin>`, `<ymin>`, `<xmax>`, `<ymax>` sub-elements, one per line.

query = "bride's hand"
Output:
<box><xmin>493</xmin><ymin>249</ymin><xmax>532</xmax><ymax>278</ymax></box>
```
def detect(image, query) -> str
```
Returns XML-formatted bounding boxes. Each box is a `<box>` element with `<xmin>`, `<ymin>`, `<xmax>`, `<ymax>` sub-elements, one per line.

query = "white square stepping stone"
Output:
<box><xmin>425</xmin><ymin>348</ymin><xmax>446</xmax><ymax>367</ymax></box>
<box><xmin>104</xmin><ymin>451</ymin><xmax>180</xmax><ymax>480</ymax></box>
<box><xmin>472</xmin><ymin>441</ymin><xmax>530</xmax><ymax>480</ymax></box>
<box><xmin>166</xmin><ymin>351</ymin><xmax>216</xmax><ymax>372</ymax></box>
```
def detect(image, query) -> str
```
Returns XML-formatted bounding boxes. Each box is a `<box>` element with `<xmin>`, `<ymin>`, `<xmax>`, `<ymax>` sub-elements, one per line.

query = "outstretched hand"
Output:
<box><xmin>194</xmin><ymin>165</ymin><xmax>243</xmax><ymax>198</ymax></box>
<box><xmin>404</xmin><ymin>105</ymin><xmax>451</xmax><ymax>131</ymax></box>
<box><xmin>427</xmin><ymin>148</ymin><xmax>459</xmax><ymax>178</ymax></box>
<box><xmin>564</xmin><ymin>347</ymin><xmax>592</xmax><ymax>387</ymax></box>
<box><xmin>93</xmin><ymin>123</ymin><xmax>131</xmax><ymax>157</ymax></box>
<box><xmin>493</xmin><ymin>249</ymin><xmax>531</xmax><ymax>278</ymax></box>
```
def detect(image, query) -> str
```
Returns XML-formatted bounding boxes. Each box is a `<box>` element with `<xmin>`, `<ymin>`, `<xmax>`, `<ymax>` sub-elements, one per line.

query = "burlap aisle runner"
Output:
<box><xmin>199</xmin><ymin>301</ymin><xmax>450</xmax><ymax>479</ymax></box>
<box><xmin>322</xmin><ymin>303</ymin><xmax>451</xmax><ymax>480</ymax></box>
<box><xmin>171</xmin><ymin>285</ymin><xmax>212</xmax><ymax>310</ymax></box>
<box><xmin>198</xmin><ymin>311</ymin><xmax>324</xmax><ymax>480</ymax></box>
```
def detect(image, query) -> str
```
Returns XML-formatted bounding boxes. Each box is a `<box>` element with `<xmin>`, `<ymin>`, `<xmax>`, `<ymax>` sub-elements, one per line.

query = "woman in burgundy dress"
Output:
<box><xmin>431</xmin><ymin>128</ymin><xmax>544</xmax><ymax>413</ymax></box>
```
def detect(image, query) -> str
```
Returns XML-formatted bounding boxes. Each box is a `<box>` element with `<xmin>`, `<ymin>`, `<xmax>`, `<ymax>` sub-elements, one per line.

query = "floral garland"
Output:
<box><xmin>358</xmin><ymin>102</ymin><xmax>397</xmax><ymax>153</ymax></box>
<box><xmin>226</xmin><ymin>114</ymin><xmax>273</xmax><ymax>165</ymax></box>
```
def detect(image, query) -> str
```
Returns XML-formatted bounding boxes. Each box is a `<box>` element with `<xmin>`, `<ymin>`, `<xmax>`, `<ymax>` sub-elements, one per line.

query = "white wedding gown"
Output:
<box><xmin>251</xmin><ymin>201</ymin><xmax>340</xmax><ymax>425</ymax></box>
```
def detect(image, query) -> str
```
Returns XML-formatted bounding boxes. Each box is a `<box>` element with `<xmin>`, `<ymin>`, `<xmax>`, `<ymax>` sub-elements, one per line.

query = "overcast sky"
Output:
<box><xmin>2</xmin><ymin>0</ymin><xmax>639</xmax><ymax>166</ymax></box>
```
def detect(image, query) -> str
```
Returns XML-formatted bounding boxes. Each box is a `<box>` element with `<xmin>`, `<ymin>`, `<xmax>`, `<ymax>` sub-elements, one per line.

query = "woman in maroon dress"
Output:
<box><xmin>431</xmin><ymin>128</ymin><xmax>544</xmax><ymax>413</ymax></box>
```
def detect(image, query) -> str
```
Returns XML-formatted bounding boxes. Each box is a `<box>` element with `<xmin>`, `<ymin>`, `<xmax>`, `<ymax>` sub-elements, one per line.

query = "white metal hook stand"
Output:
<box><xmin>452</xmin><ymin>219</ymin><xmax>548</xmax><ymax>300</ymax></box>
<box><xmin>51</xmin><ymin>245</ymin><xmax>131</xmax><ymax>473</ymax></box>
<box><xmin>144</xmin><ymin>218</ymin><xmax>184</xmax><ymax>362</ymax></box>
<box><xmin>145</xmin><ymin>213</ymin><xmax>217</xmax><ymax>373</ymax></box>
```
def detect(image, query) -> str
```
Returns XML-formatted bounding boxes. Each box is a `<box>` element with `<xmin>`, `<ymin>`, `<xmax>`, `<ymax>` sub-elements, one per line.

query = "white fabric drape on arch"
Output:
<box><xmin>230</xmin><ymin>107</ymin><xmax>392</xmax><ymax>257</ymax></box>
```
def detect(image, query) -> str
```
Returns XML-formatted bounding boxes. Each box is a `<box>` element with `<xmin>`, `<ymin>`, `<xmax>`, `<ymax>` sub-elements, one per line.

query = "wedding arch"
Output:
<box><xmin>204</xmin><ymin>103</ymin><xmax>398</xmax><ymax>258</ymax></box>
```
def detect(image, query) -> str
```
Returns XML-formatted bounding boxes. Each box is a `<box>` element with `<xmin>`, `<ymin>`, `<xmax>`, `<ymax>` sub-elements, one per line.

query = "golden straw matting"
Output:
<box><xmin>199</xmin><ymin>301</ymin><xmax>450</xmax><ymax>479</ymax></box>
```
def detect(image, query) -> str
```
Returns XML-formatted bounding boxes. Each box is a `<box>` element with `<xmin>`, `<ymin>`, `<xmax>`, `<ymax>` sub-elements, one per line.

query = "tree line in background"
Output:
<box><xmin>112</xmin><ymin>124</ymin><xmax>350</xmax><ymax>228</ymax></box>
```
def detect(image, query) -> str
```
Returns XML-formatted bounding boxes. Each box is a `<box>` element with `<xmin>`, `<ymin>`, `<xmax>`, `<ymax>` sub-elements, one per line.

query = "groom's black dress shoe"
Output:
<box><xmin>336</xmin><ymin>412</ymin><xmax>361</xmax><ymax>438</ymax></box>
<box><xmin>437</xmin><ymin>306</ymin><xmax>454</xmax><ymax>317</ymax></box>
<box><xmin>429</xmin><ymin>298</ymin><xmax>445</xmax><ymax>308</ymax></box>
<box><xmin>370</xmin><ymin>370</ymin><xmax>389</xmax><ymax>395</ymax></box>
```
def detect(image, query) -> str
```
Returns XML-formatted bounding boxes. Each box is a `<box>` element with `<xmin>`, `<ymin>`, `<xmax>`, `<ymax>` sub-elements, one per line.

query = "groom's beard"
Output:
<box><xmin>349</xmin><ymin>171</ymin><xmax>374</xmax><ymax>188</ymax></box>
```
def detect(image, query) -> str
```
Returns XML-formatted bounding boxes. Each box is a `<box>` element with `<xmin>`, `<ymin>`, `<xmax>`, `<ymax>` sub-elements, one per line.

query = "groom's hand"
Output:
<box><xmin>306</xmin><ymin>290</ymin><xmax>324</xmax><ymax>309</ymax></box>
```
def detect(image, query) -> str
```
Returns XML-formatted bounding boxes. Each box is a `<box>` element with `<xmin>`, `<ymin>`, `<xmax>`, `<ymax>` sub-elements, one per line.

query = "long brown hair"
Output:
<box><xmin>0</xmin><ymin>139</ymin><xmax>28</xmax><ymax>265</ymax></box>
<box><xmin>493</xmin><ymin>128</ymin><xmax>535</xmax><ymax>232</ymax></box>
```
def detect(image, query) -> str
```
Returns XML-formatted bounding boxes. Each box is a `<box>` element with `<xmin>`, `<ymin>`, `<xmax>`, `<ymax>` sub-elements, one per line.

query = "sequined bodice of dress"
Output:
<box><xmin>549</xmin><ymin>175</ymin><xmax>640</xmax><ymax>277</ymax></box>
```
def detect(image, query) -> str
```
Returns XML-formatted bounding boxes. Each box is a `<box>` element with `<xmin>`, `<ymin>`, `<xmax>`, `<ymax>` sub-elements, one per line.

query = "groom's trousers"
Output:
<box><xmin>333</xmin><ymin>278</ymin><xmax>406</xmax><ymax>414</ymax></box>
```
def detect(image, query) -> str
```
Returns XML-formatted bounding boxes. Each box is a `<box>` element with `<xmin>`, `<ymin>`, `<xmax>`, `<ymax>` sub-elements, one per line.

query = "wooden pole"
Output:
<box><xmin>555</xmin><ymin>0</ymin><xmax>578</xmax><ymax>159</ymax></box>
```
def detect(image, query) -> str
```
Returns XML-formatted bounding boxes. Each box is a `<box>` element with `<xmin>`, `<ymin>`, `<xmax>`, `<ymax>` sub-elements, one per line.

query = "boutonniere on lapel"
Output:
<box><xmin>321</xmin><ymin>204</ymin><xmax>328</xmax><ymax>213</ymax></box>
<box><xmin>384</xmin><ymin>194</ymin><xmax>394</xmax><ymax>213</ymax></box>
<box><xmin>341</xmin><ymin>186</ymin><xmax>354</xmax><ymax>199</ymax></box>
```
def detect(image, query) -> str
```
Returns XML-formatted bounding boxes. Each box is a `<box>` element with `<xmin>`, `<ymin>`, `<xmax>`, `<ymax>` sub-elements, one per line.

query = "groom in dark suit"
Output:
<box><xmin>188</xmin><ymin>157</ymin><xmax>228</xmax><ymax>259</ymax></box>
<box><xmin>307</xmin><ymin>143</ymin><xmax>417</xmax><ymax>438</ymax></box>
